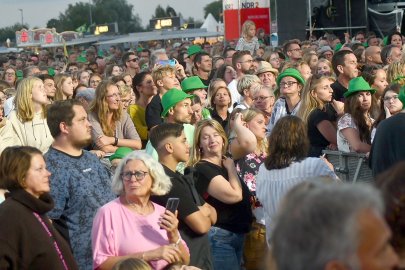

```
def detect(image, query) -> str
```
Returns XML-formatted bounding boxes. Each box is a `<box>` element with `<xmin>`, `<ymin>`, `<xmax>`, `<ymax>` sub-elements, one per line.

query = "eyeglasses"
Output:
<box><xmin>280</xmin><ymin>81</ymin><xmax>298</xmax><ymax>88</ymax></box>
<box><xmin>121</xmin><ymin>170</ymin><xmax>149</xmax><ymax>181</ymax></box>
<box><xmin>253</xmin><ymin>96</ymin><xmax>271</xmax><ymax>102</ymax></box>
<box><xmin>270</xmin><ymin>57</ymin><xmax>280</xmax><ymax>61</ymax></box>
<box><xmin>127</xmin><ymin>58</ymin><xmax>139</xmax><ymax>63</ymax></box>
<box><xmin>383</xmin><ymin>95</ymin><xmax>399</xmax><ymax>102</ymax></box>
<box><xmin>5</xmin><ymin>72</ymin><xmax>15</xmax><ymax>76</ymax></box>
<box><xmin>106</xmin><ymin>93</ymin><xmax>120</xmax><ymax>99</ymax></box>
<box><xmin>90</xmin><ymin>80</ymin><xmax>101</xmax><ymax>84</ymax></box>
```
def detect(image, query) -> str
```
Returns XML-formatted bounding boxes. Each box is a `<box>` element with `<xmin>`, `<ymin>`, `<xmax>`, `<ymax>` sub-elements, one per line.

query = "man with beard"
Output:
<box><xmin>45</xmin><ymin>100</ymin><xmax>116</xmax><ymax>270</ymax></box>
<box><xmin>228</xmin><ymin>50</ymin><xmax>255</xmax><ymax>107</ymax></box>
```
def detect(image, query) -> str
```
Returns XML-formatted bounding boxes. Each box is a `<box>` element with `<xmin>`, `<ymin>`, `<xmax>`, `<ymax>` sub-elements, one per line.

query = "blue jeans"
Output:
<box><xmin>208</xmin><ymin>226</ymin><xmax>245</xmax><ymax>270</ymax></box>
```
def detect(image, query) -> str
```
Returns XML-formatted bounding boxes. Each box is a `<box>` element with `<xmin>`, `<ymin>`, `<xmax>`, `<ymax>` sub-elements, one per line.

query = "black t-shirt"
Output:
<box><xmin>210</xmin><ymin>109</ymin><xmax>230</xmax><ymax>133</ymax></box>
<box><xmin>145</xmin><ymin>94</ymin><xmax>163</xmax><ymax>130</ymax></box>
<box><xmin>194</xmin><ymin>160</ymin><xmax>253</xmax><ymax>234</ymax></box>
<box><xmin>370</xmin><ymin>113</ymin><xmax>405</xmax><ymax>176</ymax></box>
<box><xmin>331</xmin><ymin>80</ymin><xmax>347</xmax><ymax>102</ymax></box>
<box><xmin>307</xmin><ymin>108</ymin><xmax>332</xmax><ymax>157</ymax></box>
<box><xmin>150</xmin><ymin>165</ymin><xmax>213</xmax><ymax>270</ymax></box>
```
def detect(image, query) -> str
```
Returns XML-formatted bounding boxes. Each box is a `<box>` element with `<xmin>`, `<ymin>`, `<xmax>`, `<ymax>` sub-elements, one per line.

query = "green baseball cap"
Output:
<box><xmin>161</xmin><ymin>89</ymin><xmax>194</xmax><ymax>117</ymax></box>
<box><xmin>277</xmin><ymin>68</ymin><xmax>305</xmax><ymax>87</ymax></box>
<box><xmin>181</xmin><ymin>76</ymin><xmax>207</xmax><ymax>93</ymax></box>
<box><xmin>109</xmin><ymin>147</ymin><xmax>133</xmax><ymax>161</ymax></box>
<box><xmin>344</xmin><ymin>77</ymin><xmax>376</xmax><ymax>98</ymax></box>
<box><xmin>187</xmin><ymin>45</ymin><xmax>202</xmax><ymax>57</ymax></box>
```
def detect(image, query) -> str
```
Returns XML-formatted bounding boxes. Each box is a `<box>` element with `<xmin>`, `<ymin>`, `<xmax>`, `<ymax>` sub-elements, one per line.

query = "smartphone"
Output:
<box><xmin>165</xmin><ymin>198</ymin><xmax>180</xmax><ymax>213</ymax></box>
<box><xmin>158</xmin><ymin>59</ymin><xmax>176</xmax><ymax>67</ymax></box>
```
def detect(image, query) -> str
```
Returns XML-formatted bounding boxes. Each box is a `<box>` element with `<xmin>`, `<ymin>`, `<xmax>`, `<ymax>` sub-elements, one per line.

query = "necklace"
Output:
<box><xmin>125</xmin><ymin>197</ymin><xmax>152</xmax><ymax>215</ymax></box>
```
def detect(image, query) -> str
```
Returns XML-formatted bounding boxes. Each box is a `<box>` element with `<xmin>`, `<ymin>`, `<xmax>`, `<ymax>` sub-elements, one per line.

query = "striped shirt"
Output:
<box><xmin>256</xmin><ymin>157</ymin><xmax>338</xmax><ymax>245</ymax></box>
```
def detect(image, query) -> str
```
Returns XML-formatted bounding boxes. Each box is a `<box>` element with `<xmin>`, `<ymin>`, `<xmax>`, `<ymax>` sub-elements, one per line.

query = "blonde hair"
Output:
<box><xmin>118</xmin><ymin>84</ymin><xmax>132</xmax><ymax>97</ymax></box>
<box><xmin>210</xmin><ymin>86</ymin><xmax>232</xmax><ymax>108</ymax></box>
<box><xmin>90</xmin><ymin>80</ymin><xmax>122</xmax><ymax>136</ymax></box>
<box><xmin>54</xmin><ymin>74</ymin><xmax>73</xmax><ymax>101</ymax></box>
<box><xmin>188</xmin><ymin>119</ymin><xmax>228</xmax><ymax>166</ymax></box>
<box><xmin>387</xmin><ymin>60</ymin><xmax>405</xmax><ymax>85</ymax></box>
<box><xmin>241</xmin><ymin>108</ymin><xmax>269</xmax><ymax>154</ymax></box>
<box><xmin>316</xmin><ymin>58</ymin><xmax>334</xmax><ymax>76</ymax></box>
<box><xmin>241</xmin><ymin>20</ymin><xmax>256</xmax><ymax>39</ymax></box>
<box><xmin>207</xmin><ymin>78</ymin><xmax>227</xmax><ymax>108</ymax></box>
<box><xmin>14</xmin><ymin>77</ymin><xmax>46</xmax><ymax>122</ymax></box>
<box><xmin>112</xmin><ymin>151</ymin><xmax>171</xmax><ymax>196</ymax></box>
<box><xmin>151</xmin><ymin>65</ymin><xmax>176</xmax><ymax>85</ymax></box>
<box><xmin>237</xmin><ymin>75</ymin><xmax>261</xmax><ymax>95</ymax></box>
<box><xmin>297</xmin><ymin>75</ymin><xmax>335</xmax><ymax>123</ymax></box>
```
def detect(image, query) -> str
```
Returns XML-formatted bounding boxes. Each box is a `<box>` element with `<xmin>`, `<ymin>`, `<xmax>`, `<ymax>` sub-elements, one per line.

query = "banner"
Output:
<box><xmin>223</xmin><ymin>0</ymin><xmax>271</xmax><ymax>41</ymax></box>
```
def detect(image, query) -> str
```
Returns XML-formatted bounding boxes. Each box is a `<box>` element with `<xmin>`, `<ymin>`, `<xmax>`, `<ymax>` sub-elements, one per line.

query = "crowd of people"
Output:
<box><xmin>0</xmin><ymin>19</ymin><xmax>405</xmax><ymax>270</ymax></box>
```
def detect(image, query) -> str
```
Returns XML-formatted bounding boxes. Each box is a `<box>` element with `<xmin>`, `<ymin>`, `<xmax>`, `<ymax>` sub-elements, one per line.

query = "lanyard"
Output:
<box><xmin>33</xmin><ymin>212</ymin><xmax>69</xmax><ymax>270</ymax></box>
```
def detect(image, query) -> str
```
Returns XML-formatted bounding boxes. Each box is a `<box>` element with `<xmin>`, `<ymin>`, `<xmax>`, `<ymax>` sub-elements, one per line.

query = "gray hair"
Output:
<box><xmin>75</xmin><ymin>88</ymin><xmax>95</xmax><ymax>102</ymax></box>
<box><xmin>150</xmin><ymin>49</ymin><xmax>168</xmax><ymax>66</ymax></box>
<box><xmin>236</xmin><ymin>74</ymin><xmax>261</xmax><ymax>95</ymax></box>
<box><xmin>271</xmin><ymin>183</ymin><xmax>384</xmax><ymax>270</ymax></box>
<box><xmin>111</xmin><ymin>151</ymin><xmax>172</xmax><ymax>196</ymax></box>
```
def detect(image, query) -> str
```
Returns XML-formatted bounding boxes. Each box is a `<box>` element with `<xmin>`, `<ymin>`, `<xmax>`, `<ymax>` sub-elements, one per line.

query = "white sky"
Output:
<box><xmin>0</xmin><ymin>0</ymin><xmax>215</xmax><ymax>29</ymax></box>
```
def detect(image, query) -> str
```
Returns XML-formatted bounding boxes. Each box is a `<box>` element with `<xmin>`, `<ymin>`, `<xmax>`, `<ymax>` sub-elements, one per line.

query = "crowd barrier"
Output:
<box><xmin>323</xmin><ymin>150</ymin><xmax>374</xmax><ymax>183</ymax></box>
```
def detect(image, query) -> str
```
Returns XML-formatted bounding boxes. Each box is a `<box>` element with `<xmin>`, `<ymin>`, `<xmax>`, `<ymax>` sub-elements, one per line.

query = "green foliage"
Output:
<box><xmin>204</xmin><ymin>0</ymin><xmax>223</xmax><ymax>22</ymax></box>
<box><xmin>0</xmin><ymin>23</ymin><xmax>27</xmax><ymax>43</ymax></box>
<box><xmin>43</xmin><ymin>0</ymin><xmax>143</xmax><ymax>34</ymax></box>
<box><xmin>152</xmin><ymin>5</ymin><xmax>177</xmax><ymax>18</ymax></box>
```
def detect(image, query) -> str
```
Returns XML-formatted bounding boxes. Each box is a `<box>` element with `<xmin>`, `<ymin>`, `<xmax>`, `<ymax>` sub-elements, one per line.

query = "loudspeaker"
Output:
<box><xmin>276</xmin><ymin>0</ymin><xmax>308</xmax><ymax>43</ymax></box>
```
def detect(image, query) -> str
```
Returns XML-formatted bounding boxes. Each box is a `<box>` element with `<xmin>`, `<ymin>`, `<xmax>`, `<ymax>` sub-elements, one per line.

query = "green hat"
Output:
<box><xmin>109</xmin><ymin>147</ymin><xmax>133</xmax><ymax>161</ymax></box>
<box><xmin>187</xmin><ymin>45</ymin><xmax>202</xmax><ymax>57</ymax></box>
<box><xmin>181</xmin><ymin>76</ymin><xmax>207</xmax><ymax>93</ymax></box>
<box><xmin>77</xmin><ymin>55</ymin><xmax>88</xmax><ymax>63</ymax></box>
<box><xmin>383</xmin><ymin>36</ymin><xmax>388</xmax><ymax>46</ymax></box>
<box><xmin>334</xmin><ymin>43</ymin><xmax>343</xmax><ymax>52</ymax></box>
<box><xmin>161</xmin><ymin>89</ymin><xmax>194</xmax><ymax>117</ymax></box>
<box><xmin>398</xmin><ymin>86</ymin><xmax>405</xmax><ymax>109</ymax></box>
<box><xmin>277</xmin><ymin>68</ymin><xmax>305</xmax><ymax>87</ymax></box>
<box><xmin>344</xmin><ymin>77</ymin><xmax>376</xmax><ymax>98</ymax></box>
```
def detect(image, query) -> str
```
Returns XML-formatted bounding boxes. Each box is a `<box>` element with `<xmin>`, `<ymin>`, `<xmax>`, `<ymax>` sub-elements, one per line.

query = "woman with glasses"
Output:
<box><xmin>89</xmin><ymin>73</ymin><xmax>103</xmax><ymax>89</ymax></box>
<box><xmin>0</xmin><ymin>146</ymin><xmax>78</xmax><ymax>269</ymax></box>
<box><xmin>8</xmin><ymin>77</ymin><xmax>53</xmax><ymax>153</ymax></box>
<box><xmin>252</xmin><ymin>84</ymin><xmax>276</xmax><ymax>122</ymax></box>
<box><xmin>372</xmin><ymin>84</ymin><xmax>403</xmax><ymax>141</ymax></box>
<box><xmin>1</xmin><ymin>67</ymin><xmax>17</xmax><ymax>87</ymax></box>
<box><xmin>268</xmin><ymin>68</ymin><xmax>305</xmax><ymax>133</ymax></box>
<box><xmin>92</xmin><ymin>151</ymin><xmax>190</xmax><ymax>270</ymax></box>
<box><xmin>188</xmin><ymin>119</ymin><xmax>252</xmax><ymax>270</ymax></box>
<box><xmin>297</xmin><ymin>75</ymin><xmax>343</xmax><ymax>157</ymax></box>
<box><xmin>118</xmin><ymin>84</ymin><xmax>132</xmax><ymax>112</ymax></box>
<box><xmin>89</xmin><ymin>81</ymin><xmax>141</xmax><ymax>153</ymax></box>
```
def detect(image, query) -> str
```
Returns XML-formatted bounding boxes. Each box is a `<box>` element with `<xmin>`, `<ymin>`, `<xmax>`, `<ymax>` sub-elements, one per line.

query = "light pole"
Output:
<box><xmin>89</xmin><ymin>0</ymin><xmax>93</xmax><ymax>26</ymax></box>
<box><xmin>18</xmin><ymin>8</ymin><xmax>24</xmax><ymax>26</ymax></box>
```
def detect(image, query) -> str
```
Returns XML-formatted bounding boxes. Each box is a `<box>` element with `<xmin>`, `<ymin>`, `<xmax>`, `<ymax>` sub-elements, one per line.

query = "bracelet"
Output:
<box><xmin>113</xmin><ymin>137</ymin><xmax>118</xmax><ymax>146</ymax></box>
<box><xmin>173</xmin><ymin>233</ymin><xmax>182</xmax><ymax>247</ymax></box>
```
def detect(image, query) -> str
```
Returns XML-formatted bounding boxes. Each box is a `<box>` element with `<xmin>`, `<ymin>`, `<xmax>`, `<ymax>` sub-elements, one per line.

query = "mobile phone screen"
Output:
<box><xmin>165</xmin><ymin>198</ymin><xmax>180</xmax><ymax>213</ymax></box>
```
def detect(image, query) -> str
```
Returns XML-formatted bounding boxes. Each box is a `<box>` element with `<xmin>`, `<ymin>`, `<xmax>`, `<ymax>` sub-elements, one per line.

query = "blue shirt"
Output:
<box><xmin>45</xmin><ymin>147</ymin><xmax>116</xmax><ymax>270</ymax></box>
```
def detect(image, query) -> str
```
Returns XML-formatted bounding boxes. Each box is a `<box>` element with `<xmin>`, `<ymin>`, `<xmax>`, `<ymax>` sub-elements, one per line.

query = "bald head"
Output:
<box><xmin>365</xmin><ymin>46</ymin><xmax>382</xmax><ymax>65</ymax></box>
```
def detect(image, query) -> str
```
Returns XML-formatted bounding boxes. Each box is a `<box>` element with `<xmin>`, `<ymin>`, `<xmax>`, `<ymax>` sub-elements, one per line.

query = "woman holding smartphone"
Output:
<box><xmin>188</xmin><ymin>119</ymin><xmax>252</xmax><ymax>270</ymax></box>
<box><xmin>92</xmin><ymin>152</ymin><xmax>189</xmax><ymax>270</ymax></box>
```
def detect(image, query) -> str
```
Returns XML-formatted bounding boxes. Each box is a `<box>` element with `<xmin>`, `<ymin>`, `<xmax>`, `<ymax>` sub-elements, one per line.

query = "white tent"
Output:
<box><xmin>200</xmin><ymin>13</ymin><xmax>219</xmax><ymax>32</ymax></box>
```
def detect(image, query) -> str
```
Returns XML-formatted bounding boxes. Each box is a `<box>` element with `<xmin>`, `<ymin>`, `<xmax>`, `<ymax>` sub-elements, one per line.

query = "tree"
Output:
<box><xmin>204</xmin><ymin>0</ymin><xmax>223</xmax><ymax>22</ymax></box>
<box><xmin>0</xmin><ymin>23</ymin><xmax>27</xmax><ymax>44</ymax></box>
<box><xmin>46</xmin><ymin>0</ymin><xmax>143</xmax><ymax>34</ymax></box>
<box><xmin>153</xmin><ymin>5</ymin><xmax>167</xmax><ymax>18</ymax></box>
